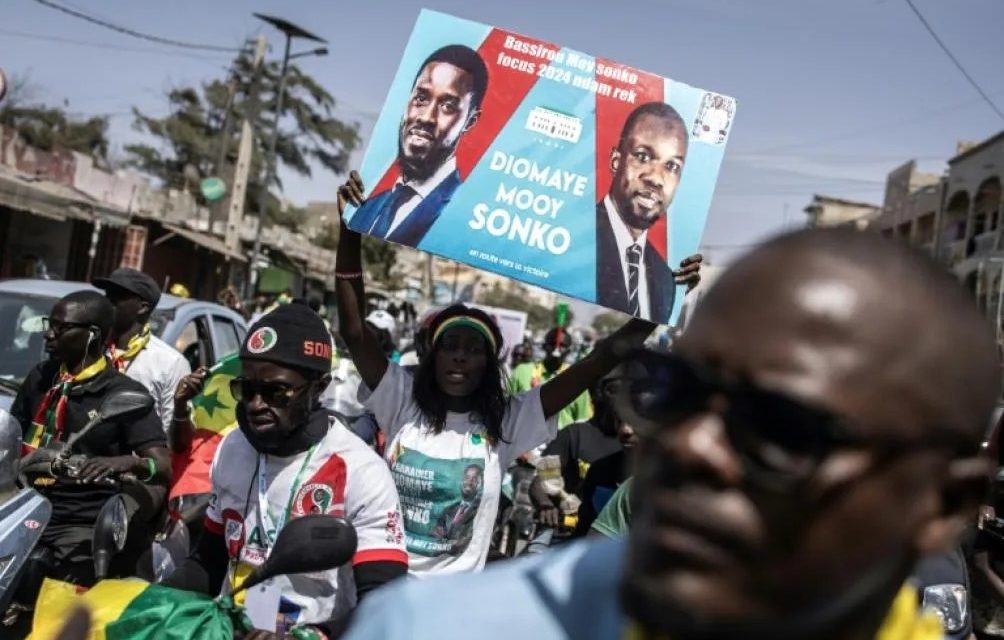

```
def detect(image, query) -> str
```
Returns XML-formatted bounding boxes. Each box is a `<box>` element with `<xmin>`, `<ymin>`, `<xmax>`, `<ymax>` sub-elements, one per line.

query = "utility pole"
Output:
<box><xmin>247</xmin><ymin>14</ymin><xmax>327</xmax><ymax>297</ymax></box>
<box><xmin>227</xmin><ymin>35</ymin><xmax>266</xmax><ymax>291</ymax></box>
<box><xmin>208</xmin><ymin>71</ymin><xmax>240</xmax><ymax>234</ymax></box>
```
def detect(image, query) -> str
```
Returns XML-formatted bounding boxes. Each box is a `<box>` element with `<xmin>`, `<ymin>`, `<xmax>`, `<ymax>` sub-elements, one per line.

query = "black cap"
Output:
<box><xmin>93</xmin><ymin>268</ymin><xmax>162</xmax><ymax>307</ymax></box>
<box><xmin>241</xmin><ymin>301</ymin><xmax>332</xmax><ymax>374</ymax></box>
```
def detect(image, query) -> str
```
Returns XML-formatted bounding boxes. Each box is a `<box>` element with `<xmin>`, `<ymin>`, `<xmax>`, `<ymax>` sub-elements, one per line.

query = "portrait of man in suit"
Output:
<box><xmin>431</xmin><ymin>463</ymin><xmax>483</xmax><ymax>555</ymax></box>
<box><xmin>596</xmin><ymin>102</ymin><xmax>701</xmax><ymax>324</ymax></box>
<box><xmin>351</xmin><ymin>44</ymin><xmax>489</xmax><ymax>246</ymax></box>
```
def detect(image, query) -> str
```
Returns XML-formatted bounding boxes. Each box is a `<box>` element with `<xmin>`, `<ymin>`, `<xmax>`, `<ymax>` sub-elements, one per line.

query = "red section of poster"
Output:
<box><xmin>593</xmin><ymin>60</ymin><xmax>667</xmax><ymax>259</ymax></box>
<box><xmin>369</xmin><ymin>28</ymin><xmax>546</xmax><ymax>197</ymax></box>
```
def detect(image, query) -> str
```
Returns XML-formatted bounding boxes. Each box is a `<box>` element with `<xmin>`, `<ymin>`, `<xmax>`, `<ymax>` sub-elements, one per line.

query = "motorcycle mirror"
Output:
<box><xmin>237</xmin><ymin>516</ymin><xmax>357</xmax><ymax>593</ymax></box>
<box><xmin>92</xmin><ymin>495</ymin><xmax>131</xmax><ymax>580</ymax></box>
<box><xmin>98</xmin><ymin>390</ymin><xmax>154</xmax><ymax>423</ymax></box>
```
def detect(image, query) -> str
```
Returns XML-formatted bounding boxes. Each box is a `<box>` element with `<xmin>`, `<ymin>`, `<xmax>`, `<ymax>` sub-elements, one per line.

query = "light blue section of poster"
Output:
<box><xmin>418</xmin><ymin>48</ymin><xmax>598</xmax><ymax>301</ymax></box>
<box><xmin>661</xmin><ymin>79</ymin><xmax>732</xmax><ymax>321</ymax></box>
<box><xmin>344</xmin><ymin>10</ymin><xmax>491</xmax><ymax>224</ymax></box>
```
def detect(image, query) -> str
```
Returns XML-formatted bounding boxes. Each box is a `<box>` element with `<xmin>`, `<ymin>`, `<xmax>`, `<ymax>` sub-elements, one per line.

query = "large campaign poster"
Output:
<box><xmin>345</xmin><ymin>10</ymin><xmax>736</xmax><ymax>325</ymax></box>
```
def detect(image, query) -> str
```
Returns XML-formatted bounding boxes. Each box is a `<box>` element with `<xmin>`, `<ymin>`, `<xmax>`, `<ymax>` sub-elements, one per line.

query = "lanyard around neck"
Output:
<box><xmin>256</xmin><ymin>443</ymin><xmax>318</xmax><ymax>550</ymax></box>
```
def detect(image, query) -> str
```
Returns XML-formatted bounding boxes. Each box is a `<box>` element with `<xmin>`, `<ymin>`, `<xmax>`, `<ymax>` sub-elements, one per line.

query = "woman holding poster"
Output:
<box><xmin>335</xmin><ymin>171</ymin><xmax>652</xmax><ymax>576</ymax></box>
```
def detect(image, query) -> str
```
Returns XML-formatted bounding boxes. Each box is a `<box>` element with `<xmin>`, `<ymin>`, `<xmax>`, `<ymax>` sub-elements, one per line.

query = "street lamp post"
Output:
<box><xmin>247</xmin><ymin>14</ymin><xmax>327</xmax><ymax>298</ymax></box>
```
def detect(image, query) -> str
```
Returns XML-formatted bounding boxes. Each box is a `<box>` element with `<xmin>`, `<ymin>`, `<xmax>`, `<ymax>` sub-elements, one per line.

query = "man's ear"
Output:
<box><xmin>915</xmin><ymin>456</ymin><xmax>992</xmax><ymax>555</ymax></box>
<box><xmin>462</xmin><ymin>107</ymin><xmax>481</xmax><ymax>134</ymax></box>
<box><xmin>610</xmin><ymin>147</ymin><xmax>622</xmax><ymax>175</ymax></box>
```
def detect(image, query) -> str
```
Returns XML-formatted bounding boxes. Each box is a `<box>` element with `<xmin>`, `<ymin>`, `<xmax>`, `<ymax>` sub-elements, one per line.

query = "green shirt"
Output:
<box><xmin>509</xmin><ymin>362</ymin><xmax>592</xmax><ymax>430</ymax></box>
<box><xmin>590</xmin><ymin>478</ymin><xmax>632</xmax><ymax>538</ymax></box>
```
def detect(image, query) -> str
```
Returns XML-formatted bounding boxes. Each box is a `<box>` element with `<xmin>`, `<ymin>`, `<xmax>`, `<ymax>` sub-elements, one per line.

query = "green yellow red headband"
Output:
<box><xmin>433</xmin><ymin>316</ymin><xmax>499</xmax><ymax>354</ymax></box>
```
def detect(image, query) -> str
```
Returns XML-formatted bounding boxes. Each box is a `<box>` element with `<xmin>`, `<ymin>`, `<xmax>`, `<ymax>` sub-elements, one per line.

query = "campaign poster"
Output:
<box><xmin>345</xmin><ymin>9</ymin><xmax>736</xmax><ymax>325</ymax></box>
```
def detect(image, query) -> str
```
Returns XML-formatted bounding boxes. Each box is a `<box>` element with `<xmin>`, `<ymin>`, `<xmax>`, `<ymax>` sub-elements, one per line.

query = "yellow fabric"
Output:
<box><xmin>231</xmin><ymin>562</ymin><xmax>255</xmax><ymax>607</ymax></box>
<box><xmin>68</xmin><ymin>357</ymin><xmax>109</xmax><ymax>382</ymax></box>
<box><xmin>25</xmin><ymin>357</ymin><xmax>108</xmax><ymax>449</ymax></box>
<box><xmin>876</xmin><ymin>587</ymin><xmax>943</xmax><ymax>640</ymax></box>
<box><xmin>109</xmin><ymin>324</ymin><xmax>151</xmax><ymax>372</ymax></box>
<box><xmin>622</xmin><ymin>587</ymin><xmax>943</xmax><ymax>640</ymax></box>
<box><xmin>28</xmin><ymin>577</ymin><xmax>148</xmax><ymax>640</ymax></box>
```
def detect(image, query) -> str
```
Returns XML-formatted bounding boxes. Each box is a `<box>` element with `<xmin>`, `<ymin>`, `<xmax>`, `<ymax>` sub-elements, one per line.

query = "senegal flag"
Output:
<box><xmin>170</xmin><ymin>354</ymin><xmax>241</xmax><ymax>501</ymax></box>
<box><xmin>29</xmin><ymin>578</ymin><xmax>250</xmax><ymax>640</ymax></box>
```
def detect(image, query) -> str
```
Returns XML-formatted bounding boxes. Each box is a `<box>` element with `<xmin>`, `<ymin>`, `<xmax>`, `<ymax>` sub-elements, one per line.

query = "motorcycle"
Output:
<box><xmin>31</xmin><ymin>515</ymin><xmax>358</xmax><ymax>639</ymax></box>
<box><xmin>1</xmin><ymin>390</ymin><xmax>154</xmax><ymax>631</ymax></box>
<box><xmin>490</xmin><ymin>463</ymin><xmax>577</xmax><ymax>561</ymax></box>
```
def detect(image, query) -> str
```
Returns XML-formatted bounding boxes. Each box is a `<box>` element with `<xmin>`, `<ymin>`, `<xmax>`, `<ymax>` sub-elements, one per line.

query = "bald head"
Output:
<box><xmin>60</xmin><ymin>290</ymin><xmax>114</xmax><ymax>340</ymax></box>
<box><xmin>625</xmin><ymin>227</ymin><xmax>1001</xmax><ymax>638</ymax></box>
<box><xmin>685</xmin><ymin>227</ymin><xmax>999</xmax><ymax>443</ymax></box>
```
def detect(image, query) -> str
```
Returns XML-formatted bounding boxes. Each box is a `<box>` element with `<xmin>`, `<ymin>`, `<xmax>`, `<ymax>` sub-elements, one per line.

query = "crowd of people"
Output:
<box><xmin>3</xmin><ymin>169</ymin><xmax>1003</xmax><ymax>640</ymax></box>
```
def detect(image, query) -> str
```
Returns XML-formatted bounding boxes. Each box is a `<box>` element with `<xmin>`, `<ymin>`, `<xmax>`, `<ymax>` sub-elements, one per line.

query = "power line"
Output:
<box><xmin>745</xmin><ymin>93</ymin><xmax>996</xmax><ymax>156</ymax></box>
<box><xmin>902</xmin><ymin>0</ymin><xmax>1004</xmax><ymax>121</ymax></box>
<box><xmin>33</xmin><ymin>0</ymin><xmax>243</xmax><ymax>53</ymax></box>
<box><xmin>0</xmin><ymin>29</ymin><xmax>228</xmax><ymax>62</ymax></box>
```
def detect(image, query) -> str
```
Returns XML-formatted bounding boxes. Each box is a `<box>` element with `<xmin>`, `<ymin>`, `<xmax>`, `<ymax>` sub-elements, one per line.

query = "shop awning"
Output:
<box><xmin>0</xmin><ymin>169</ymin><xmax>131</xmax><ymax>227</ymax></box>
<box><xmin>158</xmin><ymin>222</ymin><xmax>247</xmax><ymax>263</ymax></box>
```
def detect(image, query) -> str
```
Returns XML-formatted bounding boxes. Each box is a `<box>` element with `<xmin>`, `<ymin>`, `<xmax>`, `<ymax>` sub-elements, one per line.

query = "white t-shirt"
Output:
<box><xmin>360</xmin><ymin>362</ymin><xmax>557</xmax><ymax>576</ymax></box>
<box><xmin>205</xmin><ymin>416</ymin><xmax>407</xmax><ymax>628</ymax></box>
<box><xmin>122</xmin><ymin>335</ymin><xmax>191</xmax><ymax>433</ymax></box>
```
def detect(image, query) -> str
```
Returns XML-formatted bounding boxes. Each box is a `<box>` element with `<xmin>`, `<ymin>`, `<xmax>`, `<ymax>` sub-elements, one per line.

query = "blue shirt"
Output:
<box><xmin>344</xmin><ymin>538</ymin><xmax>628</xmax><ymax>640</ymax></box>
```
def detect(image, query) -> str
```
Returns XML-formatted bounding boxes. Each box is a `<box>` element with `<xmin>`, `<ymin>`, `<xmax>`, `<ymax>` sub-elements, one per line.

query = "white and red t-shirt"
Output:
<box><xmin>205</xmin><ymin>416</ymin><xmax>407</xmax><ymax>627</ymax></box>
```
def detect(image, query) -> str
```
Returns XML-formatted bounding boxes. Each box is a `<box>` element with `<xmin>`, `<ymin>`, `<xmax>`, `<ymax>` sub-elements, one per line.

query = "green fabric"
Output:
<box><xmin>509</xmin><ymin>362</ymin><xmax>593</xmax><ymax>430</ymax></box>
<box><xmin>106</xmin><ymin>585</ymin><xmax>245</xmax><ymax>640</ymax></box>
<box><xmin>591</xmin><ymin>478</ymin><xmax>633</xmax><ymax>538</ymax></box>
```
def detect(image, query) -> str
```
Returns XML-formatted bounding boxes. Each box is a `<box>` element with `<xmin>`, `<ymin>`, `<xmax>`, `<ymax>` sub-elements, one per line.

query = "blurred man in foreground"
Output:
<box><xmin>343</xmin><ymin>228</ymin><xmax>1000</xmax><ymax>640</ymax></box>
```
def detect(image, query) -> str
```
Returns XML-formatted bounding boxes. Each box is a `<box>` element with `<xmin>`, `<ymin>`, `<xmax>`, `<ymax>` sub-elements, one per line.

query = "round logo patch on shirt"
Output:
<box><xmin>247</xmin><ymin>327</ymin><xmax>278</xmax><ymax>354</ymax></box>
<box><xmin>295</xmin><ymin>483</ymin><xmax>335</xmax><ymax>515</ymax></box>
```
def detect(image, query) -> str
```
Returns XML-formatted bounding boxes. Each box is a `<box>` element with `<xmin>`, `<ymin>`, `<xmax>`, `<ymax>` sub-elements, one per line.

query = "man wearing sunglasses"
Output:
<box><xmin>344</xmin><ymin>228</ymin><xmax>1000</xmax><ymax>640</ymax></box>
<box><xmin>167</xmin><ymin>302</ymin><xmax>406</xmax><ymax>639</ymax></box>
<box><xmin>11</xmin><ymin>291</ymin><xmax>168</xmax><ymax>587</ymax></box>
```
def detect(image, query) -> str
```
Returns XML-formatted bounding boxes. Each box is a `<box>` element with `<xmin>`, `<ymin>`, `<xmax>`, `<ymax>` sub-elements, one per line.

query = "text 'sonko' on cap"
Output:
<box><xmin>240</xmin><ymin>301</ymin><xmax>332</xmax><ymax>374</ymax></box>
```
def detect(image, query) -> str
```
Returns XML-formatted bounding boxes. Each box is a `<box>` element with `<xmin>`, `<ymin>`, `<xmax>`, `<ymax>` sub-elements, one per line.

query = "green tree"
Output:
<box><xmin>0</xmin><ymin>73</ymin><xmax>111</xmax><ymax>161</ymax></box>
<box><xmin>125</xmin><ymin>43</ymin><xmax>359</xmax><ymax>228</ymax></box>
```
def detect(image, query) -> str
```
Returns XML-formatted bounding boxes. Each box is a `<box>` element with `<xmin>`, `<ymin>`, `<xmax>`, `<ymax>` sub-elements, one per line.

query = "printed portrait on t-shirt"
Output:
<box><xmin>430</xmin><ymin>463</ymin><xmax>484</xmax><ymax>554</ymax></box>
<box><xmin>390</xmin><ymin>447</ymin><xmax>487</xmax><ymax>557</ymax></box>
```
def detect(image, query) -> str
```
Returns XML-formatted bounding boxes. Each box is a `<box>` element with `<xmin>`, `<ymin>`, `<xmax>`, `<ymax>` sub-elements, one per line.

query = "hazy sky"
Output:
<box><xmin>4</xmin><ymin>0</ymin><xmax>1004</xmax><ymax>269</ymax></box>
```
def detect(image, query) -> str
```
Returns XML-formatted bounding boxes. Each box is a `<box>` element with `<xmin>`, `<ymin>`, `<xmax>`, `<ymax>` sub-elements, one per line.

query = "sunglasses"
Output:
<box><xmin>229</xmin><ymin>377</ymin><xmax>309</xmax><ymax>408</ymax></box>
<box><xmin>41</xmin><ymin>317</ymin><xmax>93</xmax><ymax>338</ymax></box>
<box><xmin>615</xmin><ymin>349</ymin><xmax>958</xmax><ymax>491</ymax></box>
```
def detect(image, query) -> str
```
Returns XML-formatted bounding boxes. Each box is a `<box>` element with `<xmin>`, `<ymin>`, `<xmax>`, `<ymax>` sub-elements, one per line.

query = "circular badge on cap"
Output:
<box><xmin>247</xmin><ymin>327</ymin><xmax>278</xmax><ymax>354</ymax></box>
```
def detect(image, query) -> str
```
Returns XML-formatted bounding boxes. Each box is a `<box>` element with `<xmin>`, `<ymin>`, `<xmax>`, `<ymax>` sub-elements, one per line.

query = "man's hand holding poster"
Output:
<box><xmin>344</xmin><ymin>10</ymin><xmax>736</xmax><ymax>325</ymax></box>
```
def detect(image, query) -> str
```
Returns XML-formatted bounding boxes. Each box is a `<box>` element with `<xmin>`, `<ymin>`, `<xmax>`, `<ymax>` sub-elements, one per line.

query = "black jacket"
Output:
<box><xmin>11</xmin><ymin>358</ymin><xmax>165</xmax><ymax>524</ymax></box>
<box><xmin>595</xmin><ymin>199</ymin><xmax>676</xmax><ymax>323</ymax></box>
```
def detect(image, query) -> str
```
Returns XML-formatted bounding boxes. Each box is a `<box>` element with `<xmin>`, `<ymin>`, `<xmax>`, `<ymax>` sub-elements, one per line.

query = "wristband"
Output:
<box><xmin>334</xmin><ymin>271</ymin><xmax>363</xmax><ymax>280</ymax></box>
<box><xmin>143</xmin><ymin>457</ymin><xmax>156</xmax><ymax>482</ymax></box>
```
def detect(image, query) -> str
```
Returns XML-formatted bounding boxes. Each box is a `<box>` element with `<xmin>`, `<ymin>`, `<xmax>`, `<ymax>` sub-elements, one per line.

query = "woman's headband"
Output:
<box><xmin>432</xmin><ymin>316</ymin><xmax>499</xmax><ymax>354</ymax></box>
